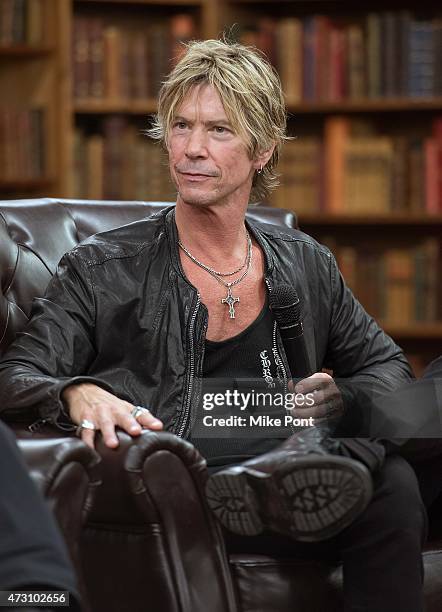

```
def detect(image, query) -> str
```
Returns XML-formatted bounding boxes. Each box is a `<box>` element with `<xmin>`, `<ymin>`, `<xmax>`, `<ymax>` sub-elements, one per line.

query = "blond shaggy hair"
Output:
<box><xmin>147</xmin><ymin>38</ymin><xmax>288</xmax><ymax>203</ymax></box>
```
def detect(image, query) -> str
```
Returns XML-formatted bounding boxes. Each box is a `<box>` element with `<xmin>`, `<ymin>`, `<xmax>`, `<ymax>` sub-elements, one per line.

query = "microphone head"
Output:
<box><xmin>269</xmin><ymin>284</ymin><xmax>301</xmax><ymax>327</ymax></box>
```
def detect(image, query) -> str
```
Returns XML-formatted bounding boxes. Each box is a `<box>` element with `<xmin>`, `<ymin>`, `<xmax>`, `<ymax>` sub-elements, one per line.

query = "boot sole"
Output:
<box><xmin>205</xmin><ymin>455</ymin><xmax>373</xmax><ymax>542</ymax></box>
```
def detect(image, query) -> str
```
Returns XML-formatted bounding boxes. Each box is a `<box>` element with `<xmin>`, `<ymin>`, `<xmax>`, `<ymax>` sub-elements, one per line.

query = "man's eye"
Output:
<box><xmin>214</xmin><ymin>126</ymin><xmax>228</xmax><ymax>134</ymax></box>
<box><xmin>175</xmin><ymin>122</ymin><xmax>187</xmax><ymax>129</ymax></box>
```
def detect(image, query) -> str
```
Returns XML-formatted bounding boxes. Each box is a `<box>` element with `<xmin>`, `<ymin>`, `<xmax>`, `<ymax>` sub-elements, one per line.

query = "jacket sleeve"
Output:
<box><xmin>422</xmin><ymin>355</ymin><xmax>442</xmax><ymax>380</ymax></box>
<box><xmin>322</xmin><ymin>254</ymin><xmax>414</xmax><ymax>434</ymax></box>
<box><xmin>0</xmin><ymin>250</ymin><xmax>114</xmax><ymax>430</ymax></box>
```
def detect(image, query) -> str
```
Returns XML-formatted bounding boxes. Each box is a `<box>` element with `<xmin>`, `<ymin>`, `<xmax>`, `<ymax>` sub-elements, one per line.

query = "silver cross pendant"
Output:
<box><xmin>221</xmin><ymin>286</ymin><xmax>240</xmax><ymax>319</ymax></box>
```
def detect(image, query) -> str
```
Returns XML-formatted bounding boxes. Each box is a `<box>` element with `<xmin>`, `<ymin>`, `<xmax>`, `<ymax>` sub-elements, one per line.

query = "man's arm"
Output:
<box><xmin>0</xmin><ymin>251</ymin><xmax>162</xmax><ymax>447</ymax></box>
<box><xmin>0</xmin><ymin>251</ymin><xmax>102</xmax><ymax>423</ymax></box>
<box><xmin>294</xmin><ymin>253</ymin><xmax>413</xmax><ymax>433</ymax></box>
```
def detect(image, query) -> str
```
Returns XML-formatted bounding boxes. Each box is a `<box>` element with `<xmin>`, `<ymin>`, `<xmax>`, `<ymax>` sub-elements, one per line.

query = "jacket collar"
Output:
<box><xmin>164</xmin><ymin>205</ymin><xmax>276</xmax><ymax>281</ymax></box>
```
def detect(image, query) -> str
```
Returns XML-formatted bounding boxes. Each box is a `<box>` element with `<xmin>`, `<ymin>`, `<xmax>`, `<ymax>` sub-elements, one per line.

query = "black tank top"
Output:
<box><xmin>190</xmin><ymin>297</ymin><xmax>290</xmax><ymax>468</ymax></box>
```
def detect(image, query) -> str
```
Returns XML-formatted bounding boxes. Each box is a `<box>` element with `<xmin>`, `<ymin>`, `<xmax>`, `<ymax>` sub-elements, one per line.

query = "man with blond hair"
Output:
<box><xmin>0</xmin><ymin>39</ymin><xmax>429</xmax><ymax>611</ymax></box>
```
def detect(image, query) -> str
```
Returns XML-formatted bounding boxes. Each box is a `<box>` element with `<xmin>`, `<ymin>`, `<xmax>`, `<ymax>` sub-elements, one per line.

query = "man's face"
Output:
<box><xmin>167</xmin><ymin>84</ymin><xmax>256</xmax><ymax>208</ymax></box>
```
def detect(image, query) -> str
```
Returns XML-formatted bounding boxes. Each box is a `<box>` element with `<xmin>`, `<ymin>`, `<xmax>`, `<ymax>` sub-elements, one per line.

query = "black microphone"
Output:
<box><xmin>269</xmin><ymin>284</ymin><xmax>314</xmax><ymax>379</ymax></box>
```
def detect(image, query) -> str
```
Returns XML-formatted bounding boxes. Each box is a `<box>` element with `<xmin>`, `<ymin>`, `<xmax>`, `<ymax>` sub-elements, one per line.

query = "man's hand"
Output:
<box><xmin>62</xmin><ymin>383</ymin><xmax>163</xmax><ymax>449</ymax></box>
<box><xmin>290</xmin><ymin>372</ymin><xmax>344</xmax><ymax>423</ymax></box>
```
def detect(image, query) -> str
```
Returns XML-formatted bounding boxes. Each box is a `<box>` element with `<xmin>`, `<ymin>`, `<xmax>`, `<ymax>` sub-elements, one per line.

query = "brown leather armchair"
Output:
<box><xmin>1</xmin><ymin>198</ymin><xmax>442</xmax><ymax>612</ymax></box>
<box><xmin>15</xmin><ymin>433</ymin><xmax>101</xmax><ymax>609</ymax></box>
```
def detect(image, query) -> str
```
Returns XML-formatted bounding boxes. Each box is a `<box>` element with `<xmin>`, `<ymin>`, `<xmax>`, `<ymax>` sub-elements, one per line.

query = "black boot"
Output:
<box><xmin>205</xmin><ymin>428</ymin><xmax>378</xmax><ymax>542</ymax></box>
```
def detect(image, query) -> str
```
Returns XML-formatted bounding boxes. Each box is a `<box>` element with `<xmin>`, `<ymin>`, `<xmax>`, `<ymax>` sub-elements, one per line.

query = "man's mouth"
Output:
<box><xmin>177</xmin><ymin>167</ymin><xmax>217</xmax><ymax>177</ymax></box>
<box><xmin>178</xmin><ymin>170</ymin><xmax>216</xmax><ymax>181</ymax></box>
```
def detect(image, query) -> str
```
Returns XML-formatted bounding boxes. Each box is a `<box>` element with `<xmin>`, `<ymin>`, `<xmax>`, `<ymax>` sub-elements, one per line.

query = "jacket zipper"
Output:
<box><xmin>265</xmin><ymin>278</ymin><xmax>288</xmax><ymax>394</ymax></box>
<box><xmin>28</xmin><ymin>417</ymin><xmax>48</xmax><ymax>433</ymax></box>
<box><xmin>177</xmin><ymin>293</ymin><xmax>201</xmax><ymax>438</ymax></box>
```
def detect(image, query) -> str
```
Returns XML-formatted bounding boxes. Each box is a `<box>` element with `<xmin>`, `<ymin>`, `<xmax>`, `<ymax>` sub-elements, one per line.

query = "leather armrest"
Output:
<box><xmin>123</xmin><ymin>431</ymin><xmax>239</xmax><ymax>612</ymax></box>
<box><xmin>16</xmin><ymin>435</ymin><xmax>101</xmax><ymax>612</ymax></box>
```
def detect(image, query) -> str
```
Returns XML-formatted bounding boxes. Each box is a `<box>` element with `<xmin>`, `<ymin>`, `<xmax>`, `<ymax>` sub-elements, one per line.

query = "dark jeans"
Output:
<box><xmin>224</xmin><ymin>453</ymin><xmax>429</xmax><ymax>612</ymax></box>
<box><xmin>0</xmin><ymin>421</ymin><xmax>80</xmax><ymax>609</ymax></box>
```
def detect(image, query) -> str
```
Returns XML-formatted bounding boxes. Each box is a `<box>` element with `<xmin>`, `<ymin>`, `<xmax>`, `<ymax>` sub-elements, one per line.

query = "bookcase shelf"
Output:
<box><xmin>0</xmin><ymin>178</ymin><xmax>54</xmax><ymax>191</ymax></box>
<box><xmin>75</xmin><ymin>0</ymin><xmax>204</xmax><ymax>5</ymax></box>
<box><xmin>0</xmin><ymin>46</ymin><xmax>55</xmax><ymax>57</ymax></box>
<box><xmin>287</xmin><ymin>98</ymin><xmax>442</xmax><ymax>114</ymax></box>
<box><xmin>299</xmin><ymin>214</ymin><xmax>442</xmax><ymax>226</ymax></box>
<box><xmin>74</xmin><ymin>97</ymin><xmax>442</xmax><ymax>116</ymax></box>
<box><xmin>74</xmin><ymin>99</ymin><xmax>158</xmax><ymax>114</ymax></box>
<box><xmin>383</xmin><ymin>324</ymin><xmax>442</xmax><ymax>340</ymax></box>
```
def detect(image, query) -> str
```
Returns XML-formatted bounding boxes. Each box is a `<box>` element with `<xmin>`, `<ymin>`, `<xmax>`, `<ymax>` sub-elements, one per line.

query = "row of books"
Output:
<box><xmin>273</xmin><ymin>116</ymin><xmax>442</xmax><ymax>215</ymax></box>
<box><xmin>0</xmin><ymin>108</ymin><xmax>44</xmax><ymax>181</ymax></box>
<box><xmin>238</xmin><ymin>12</ymin><xmax>442</xmax><ymax>102</ymax></box>
<box><xmin>73</xmin><ymin>118</ymin><xmax>173</xmax><ymax>201</ymax></box>
<box><xmin>319</xmin><ymin>238</ymin><xmax>440</xmax><ymax>324</ymax></box>
<box><xmin>72</xmin><ymin>14</ymin><xmax>196</xmax><ymax>101</ymax></box>
<box><xmin>0</xmin><ymin>0</ymin><xmax>44</xmax><ymax>46</ymax></box>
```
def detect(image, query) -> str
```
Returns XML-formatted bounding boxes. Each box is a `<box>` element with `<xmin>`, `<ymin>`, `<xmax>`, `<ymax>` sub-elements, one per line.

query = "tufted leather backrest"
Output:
<box><xmin>0</xmin><ymin>198</ymin><xmax>296</xmax><ymax>356</ymax></box>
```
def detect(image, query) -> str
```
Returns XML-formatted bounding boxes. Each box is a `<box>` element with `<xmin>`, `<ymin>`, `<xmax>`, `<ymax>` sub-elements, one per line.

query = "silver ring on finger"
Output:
<box><xmin>76</xmin><ymin>419</ymin><xmax>97</xmax><ymax>437</ymax></box>
<box><xmin>131</xmin><ymin>405</ymin><xmax>148</xmax><ymax>420</ymax></box>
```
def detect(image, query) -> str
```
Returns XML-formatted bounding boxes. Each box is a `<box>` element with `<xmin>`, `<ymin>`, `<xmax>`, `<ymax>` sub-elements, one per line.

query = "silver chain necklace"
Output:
<box><xmin>178</xmin><ymin>231</ymin><xmax>252</xmax><ymax>320</ymax></box>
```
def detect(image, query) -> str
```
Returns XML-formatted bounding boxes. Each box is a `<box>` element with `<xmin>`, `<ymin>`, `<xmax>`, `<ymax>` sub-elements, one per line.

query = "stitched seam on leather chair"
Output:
<box><xmin>0</xmin><ymin>305</ymin><xmax>10</xmax><ymax>345</ymax></box>
<box><xmin>84</xmin><ymin>521</ymin><xmax>161</xmax><ymax>535</ymax></box>
<box><xmin>52</xmin><ymin>201</ymin><xmax>81</xmax><ymax>244</ymax></box>
<box><xmin>15</xmin><ymin>241</ymin><xmax>54</xmax><ymax>276</ymax></box>
<box><xmin>1</xmin><ymin>241</ymin><xmax>18</xmax><ymax>296</ymax></box>
<box><xmin>4</xmin><ymin>299</ymin><xmax>26</xmax><ymax>324</ymax></box>
<box><xmin>231</xmin><ymin>560</ymin><xmax>330</xmax><ymax>570</ymax></box>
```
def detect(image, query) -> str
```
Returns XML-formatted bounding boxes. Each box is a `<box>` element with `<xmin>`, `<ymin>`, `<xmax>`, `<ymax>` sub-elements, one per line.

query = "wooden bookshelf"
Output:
<box><xmin>0</xmin><ymin>0</ymin><xmax>71</xmax><ymax>197</ymax></box>
<box><xmin>74</xmin><ymin>99</ymin><xmax>158</xmax><ymax>114</ymax></box>
<box><xmin>1</xmin><ymin>0</ymin><xmax>442</xmax><ymax>370</ymax></box>
<box><xmin>0</xmin><ymin>46</ymin><xmax>55</xmax><ymax>57</ymax></box>
<box><xmin>0</xmin><ymin>178</ymin><xmax>54</xmax><ymax>191</ymax></box>
<box><xmin>383</xmin><ymin>324</ymin><xmax>442</xmax><ymax>340</ymax></box>
<box><xmin>299</xmin><ymin>214</ymin><xmax>442</xmax><ymax>226</ymax></box>
<box><xmin>287</xmin><ymin>98</ymin><xmax>442</xmax><ymax>114</ymax></box>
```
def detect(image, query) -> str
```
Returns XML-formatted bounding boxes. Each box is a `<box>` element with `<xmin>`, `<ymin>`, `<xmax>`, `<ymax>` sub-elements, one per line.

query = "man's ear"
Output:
<box><xmin>253</xmin><ymin>143</ymin><xmax>276</xmax><ymax>172</ymax></box>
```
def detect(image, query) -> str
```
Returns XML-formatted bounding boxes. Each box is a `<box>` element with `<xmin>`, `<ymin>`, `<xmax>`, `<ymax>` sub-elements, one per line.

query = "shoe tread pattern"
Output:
<box><xmin>205</xmin><ymin>470</ymin><xmax>263</xmax><ymax>535</ymax></box>
<box><xmin>276</xmin><ymin>457</ymin><xmax>372</xmax><ymax>541</ymax></box>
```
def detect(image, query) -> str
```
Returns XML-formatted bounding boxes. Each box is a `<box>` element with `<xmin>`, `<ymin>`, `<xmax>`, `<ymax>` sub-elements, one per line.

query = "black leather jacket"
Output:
<box><xmin>0</xmin><ymin>207</ymin><xmax>412</xmax><ymax>434</ymax></box>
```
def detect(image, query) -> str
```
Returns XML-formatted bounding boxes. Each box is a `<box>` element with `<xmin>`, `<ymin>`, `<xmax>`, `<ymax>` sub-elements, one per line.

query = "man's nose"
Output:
<box><xmin>185</xmin><ymin>128</ymin><xmax>208</xmax><ymax>158</ymax></box>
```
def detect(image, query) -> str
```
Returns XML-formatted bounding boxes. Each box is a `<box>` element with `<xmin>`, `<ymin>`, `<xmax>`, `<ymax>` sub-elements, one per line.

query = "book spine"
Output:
<box><xmin>26</xmin><ymin>0</ymin><xmax>43</xmax><ymax>45</ymax></box>
<box><xmin>89</xmin><ymin>18</ymin><xmax>104</xmax><ymax>99</ymax></box>
<box><xmin>324</xmin><ymin>117</ymin><xmax>349</xmax><ymax>212</ymax></box>
<box><xmin>408</xmin><ymin>138</ymin><xmax>425</xmax><ymax>212</ymax></box>
<box><xmin>130</xmin><ymin>32</ymin><xmax>149</xmax><ymax>100</ymax></box>
<box><xmin>277</xmin><ymin>18</ymin><xmax>302</xmax><ymax>104</ymax></box>
<box><xmin>104</xmin><ymin>26</ymin><xmax>121</xmax><ymax>100</ymax></box>
<box><xmin>433</xmin><ymin>116</ymin><xmax>442</xmax><ymax>213</ymax></box>
<box><xmin>73</xmin><ymin>16</ymin><xmax>90</xmax><ymax>99</ymax></box>
<box><xmin>302</xmin><ymin>16</ymin><xmax>316</xmax><ymax>101</ymax></box>
<box><xmin>424</xmin><ymin>137</ymin><xmax>439</xmax><ymax>214</ymax></box>
<box><xmin>347</xmin><ymin>24</ymin><xmax>365</xmax><ymax>99</ymax></box>
<box><xmin>0</xmin><ymin>0</ymin><xmax>15</xmax><ymax>46</ymax></box>
<box><xmin>408</xmin><ymin>21</ymin><xmax>435</xmax><ymax>97</ymax></box>
<box><xmin>366</xmin><ymin>13</ymin><xmax>381</xmax><ymax>98</ymax></box>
